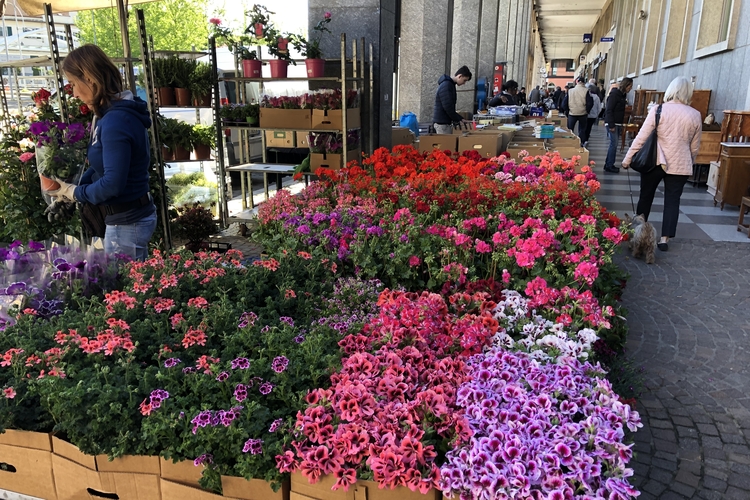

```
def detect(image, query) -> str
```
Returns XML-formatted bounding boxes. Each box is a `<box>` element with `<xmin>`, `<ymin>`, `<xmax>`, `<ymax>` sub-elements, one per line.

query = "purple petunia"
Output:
<box><xmin>216</xmin><ymin>371</ymin><xmax>230</xmax><ymax>382</ymax></box>
<box><xmin>268</xmin><ymin>418</ymin><xmax>283</xmax><ymax>432</ymax></box>
<box><xmin>163</xmin><ymin>357</ymin><xmax>181</xmax><ymax>368</ymax></box>
<box><xmin>193</xmin><ymin>453</ymin><xmax>213</xmax><ymax>466</ymax></box>
<box><xmin>242</xmin><ymin>438</ymin><xmax>263</xmax><ymax>454</ymax></box>
<box><xmin>234</xmin><ymin>383</ymin><xmax>248</xmax><ymax>403</ymax></box>
<box><xmin>259</xmin><ymin>382</ymin><xmax>273</xmax><ymax>395</ymax></box>
<box><xmin>231</xmin><ymin>357</ymin><xmax>250</xmax><ymax>370</ymax></box>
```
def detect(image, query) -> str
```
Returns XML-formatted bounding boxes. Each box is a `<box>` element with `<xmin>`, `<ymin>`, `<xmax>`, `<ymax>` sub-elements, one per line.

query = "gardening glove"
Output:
<box><xmin>47</xmin><ymin>178</ymin><xmax>78</xmax><ymax>202</ymax></box>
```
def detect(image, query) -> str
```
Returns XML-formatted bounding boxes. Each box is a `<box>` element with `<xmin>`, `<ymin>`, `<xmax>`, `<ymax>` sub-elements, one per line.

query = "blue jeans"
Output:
<box><xmin>104</xmin><ymin>212</ymin><xmax>157</xmax><ymax>261</ymax></box>
<box><xmin>605</xmin><ymin>126</ymin><xmax>622</xmax><ymax>169</ymax></box>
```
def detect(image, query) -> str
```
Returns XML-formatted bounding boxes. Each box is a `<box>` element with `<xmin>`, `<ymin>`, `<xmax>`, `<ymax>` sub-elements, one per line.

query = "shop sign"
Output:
<box><xmin>583</xmin><ymin>33</ymin><xmax>592</xmax><ymax>43</ymax></box>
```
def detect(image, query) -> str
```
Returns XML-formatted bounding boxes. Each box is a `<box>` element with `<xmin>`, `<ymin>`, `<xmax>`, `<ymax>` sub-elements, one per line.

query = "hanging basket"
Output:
<box><xmin>305</xmin><ymin>58</ymin><xmax>325</xmax><ymax>78</ymax></box>
<box><xmin>269</xmin><ymin>60</ymin><xmax>289</xmax><ymax>79</ymax></box>
<box><xmin>242</xmin><ymin>59</ymin><xmax>262</xmax><ymax>78</ymax></box>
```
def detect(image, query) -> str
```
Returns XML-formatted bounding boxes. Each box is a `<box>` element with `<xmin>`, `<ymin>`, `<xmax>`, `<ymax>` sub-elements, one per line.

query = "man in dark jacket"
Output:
<box><xmin>433</xmin><ymin>65</ymin><xmax>472</xmax><ymax>134</ymax></box>
<box><xmin>603</xmin><ymin>77</ymin><xmax>633</xmax><ymax>173</ymax></box>
<box><xmin>488</xmin><ymin>80</ymin><xmax>519</xmax><ymax>107</ymax></box>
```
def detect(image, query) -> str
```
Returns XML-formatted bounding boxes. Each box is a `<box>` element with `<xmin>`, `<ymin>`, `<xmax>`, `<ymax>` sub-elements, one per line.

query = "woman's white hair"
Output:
<box><xmin>664</xmin><ymin>76</ymin><xmax>693</xmax><ymax>104</ymax></box>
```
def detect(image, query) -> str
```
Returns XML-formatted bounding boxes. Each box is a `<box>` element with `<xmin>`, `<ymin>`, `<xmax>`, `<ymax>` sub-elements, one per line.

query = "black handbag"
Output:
<box><xmin>80</xmin><ymin>202</ymin><xmax>107</xmax><ymax>238</ymax></box>
<box><xmin>630</xmin><ymin>104</ymin><xmax>662</xmax><ymax>174</ymax></box>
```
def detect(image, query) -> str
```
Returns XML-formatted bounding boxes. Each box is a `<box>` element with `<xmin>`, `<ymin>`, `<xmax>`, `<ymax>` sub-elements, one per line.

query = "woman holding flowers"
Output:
<box><xmin>47</xmin><ymin>44</ymin><xmax>156</xmax><ymax>260</ymax></box>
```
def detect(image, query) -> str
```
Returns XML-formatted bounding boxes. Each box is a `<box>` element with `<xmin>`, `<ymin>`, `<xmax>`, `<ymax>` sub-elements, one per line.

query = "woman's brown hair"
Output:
<box><xmin>618</xmin><ymin>77</ymin><xmax>634</xmax><ymax>93</ymax></box>
<box><xmin>62</xmin><ymin>44</ymin><xmax>123</xmax><ymax>116</ymax></box>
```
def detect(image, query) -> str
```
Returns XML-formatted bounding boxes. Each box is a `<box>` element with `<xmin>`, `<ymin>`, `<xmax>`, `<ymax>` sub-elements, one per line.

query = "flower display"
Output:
<box><xmin>28</xmin><ymin>120</ymin><xmax>89</xmax><ymax>182</ymax></box>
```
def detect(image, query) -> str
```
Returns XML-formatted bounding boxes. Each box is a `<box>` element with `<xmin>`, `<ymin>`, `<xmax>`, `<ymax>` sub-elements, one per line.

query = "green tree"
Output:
<box><xmin>75</xmin><ymin>0</ymin><xmax>210</xmax><ymax>58</ymax></box>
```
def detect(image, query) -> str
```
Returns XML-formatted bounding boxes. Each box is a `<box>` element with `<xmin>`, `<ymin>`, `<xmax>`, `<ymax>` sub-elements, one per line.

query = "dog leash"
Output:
<box><xmin>625</xmin><ymin>167</ymin><xmax>637</xmax><ymax>214</ymax></box>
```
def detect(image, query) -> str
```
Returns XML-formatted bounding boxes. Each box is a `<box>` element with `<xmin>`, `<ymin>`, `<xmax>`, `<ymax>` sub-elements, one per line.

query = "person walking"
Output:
<box><xmin>565</xmin><ymin>77</ymin><xmax>591</xmax><ymax>144</ymax></box>
<box><xmin>46</xmin><ymin>44</ymin><xmax>157</xmax><ymax>260</ymax></box>
<box><xmin>433</xmin><ymin>65</ymin><xmax>472</xmax><ymax>135</ymax></box>
<box><xmin>528</xmin><ymin>85</ymin><xmax>541</xmax><ymax>104</ymax></box>
<box><xmin>582</xmin><ymin>83</ymin><xmax>602</xmax><ymax>147</ymax></box>
<box><xmin>603</xmin><ymin>77</ymin><xmax>633</xmax><ymax>173</ymax></box>
<box><xmin>552</xmin><ymin>86</ymin><xmax>562</xmax><ymax>108</ymax></box>
<box><xmin>518</xmin><ymin>87</ymin><xmax>527</xmax><ymax>105</ymax></box>
<box><xmin>622</xmin><ymin>76</ymin><xmax>702</xmax><ymax>251</ymax></box>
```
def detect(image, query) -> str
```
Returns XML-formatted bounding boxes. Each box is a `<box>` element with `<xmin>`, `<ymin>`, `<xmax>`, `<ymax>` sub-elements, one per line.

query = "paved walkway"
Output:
<box><xmin>588</xmin><ymin>123</ymin><xmax>750</xmax><ymax>499</ymax></box>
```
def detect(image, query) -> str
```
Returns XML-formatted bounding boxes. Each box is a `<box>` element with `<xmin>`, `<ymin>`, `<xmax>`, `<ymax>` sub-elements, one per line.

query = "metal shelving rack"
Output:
<box><xmin>210</xmin><ymin>33</ymin><xmax>369</xmax><ymax>226</ymax></box>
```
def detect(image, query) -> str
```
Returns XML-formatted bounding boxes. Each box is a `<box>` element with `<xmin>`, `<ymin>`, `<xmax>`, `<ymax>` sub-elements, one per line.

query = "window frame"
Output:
<box><xmin>693</xmin><ymin>0</ymin><xmax>741</xmax><ymax>58</ymax></box>
<box><xmin>661</xmin><ymin>0</ymin><xmax>695</xmax><ymax>68</ymax></box>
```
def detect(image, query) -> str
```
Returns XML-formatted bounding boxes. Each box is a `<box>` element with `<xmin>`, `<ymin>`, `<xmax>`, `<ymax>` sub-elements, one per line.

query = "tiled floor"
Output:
<box><xmin>586</xmin><ymin>124</ymin><xmax>750</xmax><ymax>244</ymax></box>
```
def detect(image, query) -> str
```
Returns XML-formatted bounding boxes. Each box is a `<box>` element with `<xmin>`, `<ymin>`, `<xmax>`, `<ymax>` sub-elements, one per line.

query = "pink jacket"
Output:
<box><xmin>623</xmin><ymin>101</ymin><xmax>702</xmax><ymax>176</ymax></box>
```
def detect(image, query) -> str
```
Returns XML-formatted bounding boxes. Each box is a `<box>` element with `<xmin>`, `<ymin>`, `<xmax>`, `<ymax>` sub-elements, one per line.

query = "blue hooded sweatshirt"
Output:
<box><xmin>74</xmin><ymin>91</ymin><xmax>155</xmax><ymax>225</ymax></box>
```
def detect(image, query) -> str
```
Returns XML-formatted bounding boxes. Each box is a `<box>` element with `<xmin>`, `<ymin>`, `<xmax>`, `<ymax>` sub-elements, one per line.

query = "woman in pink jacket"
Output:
<box><xmin>622</xmin><ymin>76</ymin><xmax>702</xmax><ymax>251</ymax></box>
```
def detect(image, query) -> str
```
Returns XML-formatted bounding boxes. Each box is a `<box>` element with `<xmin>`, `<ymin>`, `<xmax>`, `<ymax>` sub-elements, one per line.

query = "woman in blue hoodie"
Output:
<box><xmin>48</xmin><ymin>44</ymin><xmax>156</xmax><ymax>260</ymax></box>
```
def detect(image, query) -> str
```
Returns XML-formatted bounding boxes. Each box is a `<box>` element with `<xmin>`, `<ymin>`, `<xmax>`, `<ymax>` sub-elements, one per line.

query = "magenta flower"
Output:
<box><xmin>272</xmin><ymin>356</ymin><xmax>289</xmax><ymax>373</ymax></box>
<box><xmin>259</xmin><ymin>382</ymin><xmax>274</xmax><ymax>394</ymax></box>
<box><xmin>243</xmin><ymin>438</ymin><xmax>263</xmax><ymax>454</ymax></box>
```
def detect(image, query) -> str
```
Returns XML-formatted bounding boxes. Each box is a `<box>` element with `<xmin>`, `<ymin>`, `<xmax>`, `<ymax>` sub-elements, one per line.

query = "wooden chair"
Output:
<box><xmin>721</xmin><ymin>110</ymin><xmax>750</xmax><ymax>143</ymax></box>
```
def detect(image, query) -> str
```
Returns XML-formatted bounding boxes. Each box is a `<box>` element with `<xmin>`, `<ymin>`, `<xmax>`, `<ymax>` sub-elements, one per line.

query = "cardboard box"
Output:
<box><xmin>467</xmin><ymin>129</ymin><xmax>515</xmax><ymax>152</ymax></box>
<box><xmin>546</xmin><ymin>137</ymin><xmax>582</xmax><ymax>149</ymax></box>
<box><xmin>221</xmin><ymin>475</ymin><xmax>290</xmax><ymax>500</ymax></box>
<box><xmin>296</xmin><ymin>132</ymin><xmax>310</xmax><ymax>148</ymax></box>
<box><xmin>160</xmin><ymin>478</ymin><xmax>225</xmax><ymax>500</ymax></box>
<box><xmin>0</xmin><ymin>430</ymin><xmax>57</xmax><ymax>500</ymax></box>
<box><xmin>97</xmin><ymin>454</ymin><xmax>161</xmax><ymax>475</ymax></box>
<box><xmin>265</xmin><ymin>130</ymin><xmax>296</xmax><ymax>148</ymax></box>
<box><xmin>457</xmin><ymin>134</ymin><xmax>502</xmax><ymax>158</ymax></box>
<box><xmin>52</xmin><ymin>454</ymin><xmax>161</xmax><ymax>500</ymax></box>
<box><xmin>290</xmin><ymin>472</ymin><xmax>439</xmax><ymax>500</ymax></box>
<box><xmin>52</xmin><ymin>434</ymin><xmax>97</xmax><ymax>469</ymax></box>
<box><xmin>160</xmin><ymin>457</ymin><xmax>204</xmax><ymax>488</ymax></box>
<box><xmin>391</xmin><ymin>127</ymin><xmax>415</xmax><ymax>146</ymax></box>
<box><xmin>310</xmin><ymin>149</ymin><xmax>361</xmax><ymax>172</ymax></box>
<box><xmin>311</xmin><ymin>108</ymin><xmax>361</xmax><ymax>131</ymax></box>
<box><xmin>259</xmin><ymin>109</ymin><xmax>312</xmax><ymax>129</ymax></box>
<box><xmin>506</xmin><ymin>143</ymin><xmax>546</xmax><ymax>159</ymax></box>
<box><xmin>417</xmin><ymin>134</ymin><xmax>457</xmax><ymax>154</ymax></box>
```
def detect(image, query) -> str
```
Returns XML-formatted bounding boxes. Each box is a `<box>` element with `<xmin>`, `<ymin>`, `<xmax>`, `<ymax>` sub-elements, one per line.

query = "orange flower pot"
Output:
<box><xmin>39</xmin><ymin>174</ymin><xmax>60</xmax><ymax>191</ymax></box>
<box><xmin>158</xmin><ymin>87</ymin><xmax>175</xmax><ymax>106</ymax></box>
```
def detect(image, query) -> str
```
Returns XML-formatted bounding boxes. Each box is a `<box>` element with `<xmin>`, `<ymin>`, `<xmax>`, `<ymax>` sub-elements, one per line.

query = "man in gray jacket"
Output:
<box><xmin>566</xmin><ymin>77</ymin><xmax>590</xmax><ymax>145</ymax></box>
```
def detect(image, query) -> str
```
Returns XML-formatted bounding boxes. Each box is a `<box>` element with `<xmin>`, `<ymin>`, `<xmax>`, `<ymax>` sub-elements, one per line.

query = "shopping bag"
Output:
<box><xmin>630</xmin><ymin>105</ymin><xmax>662</xmax><ymax>174</ymax></box>
<box><xmin>399</xmin><ymin>112</ymin><xmax>419</xmax><ymax>138</ymax></box>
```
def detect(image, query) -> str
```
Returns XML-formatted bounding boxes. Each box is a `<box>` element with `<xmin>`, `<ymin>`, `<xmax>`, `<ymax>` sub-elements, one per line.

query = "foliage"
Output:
<box><xmin>171</xmin><ymin>203</ymin><xmax>217</xmax><ymax>243</ymax></box>
<box><xmin>74</xmin><ymin>0</ymin><xmax>210</xmax><ymax>59</ymax></box>
<box><xmin>246</xmin><ymin>4</ymin><xmax>274</xmax><ymax>28</ymax></box>
<box><xmin>159</xmin><ymin>116</ymin><xmax>193</xmax><ymax>151</ymax></box>
<box><xmin>189</xmin><ymin>62</ymin><xmax>213</xmax><ymax>102</ymax></box>
<box><xmin>290</xmin><ymin>12</ymin><xmax>332</xmax><ymax>60</ymax></box>
<box><xmin>151</xmin><ymin>57</ymin><xmax>176</xmax><ymax>88</ymax></box>
<box><xmin>171</xmin><ymin>57</ymin><xmax>198</xmax><ymax>90</ymax></box>
<box><xmin>191</xmin><ymin>124</ymin><xmax>216</xmax><ymax>149</ymax></box>
<box><xmin>263</xmin><ymin>26</ymin><xmax>294</xmax><ymax>64</ymax></box>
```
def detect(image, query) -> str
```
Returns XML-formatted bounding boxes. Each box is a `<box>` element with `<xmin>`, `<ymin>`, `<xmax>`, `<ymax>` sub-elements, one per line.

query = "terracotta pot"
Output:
<box><xmin>269</xmin><ymin>59</ymin><xmax>289</xmax><ymax>79</ymax></box>
<box><xmin>193</xmin><ymin>144</ymin><xmax>211</xmax><ymax>160</ymax></box>
<box><xmin>173</xmin><ymin>145</ymin><xmax>191</xmax><ymax>161</ymax></box>
<box><xmin>254</xmin><ymin>22</ymin><xmax>264</xmax><ymax>39</ymax></box>
<box><xmin>305</xmin><ymin>58</ymin><xmax>325</xmax><ymax>78</ymax></box>
<box><xmin>39</xmin><ymin>174</ymin><xmax>60</xmax><ymax>191</ymax></box>
<box><xmin>174</xmin><ymin>88</ymin><xmax>191</xmax><ymax>107</ymax></box>
<box><xmin>193</xmin><ymin>94</ymin><xmax>212</xmax><ymax>107</ymax></box>
<box><xmin>157</xmin><ymin>87</ymin><xmax>175</xmax><ymax>106</ymax></box>
<box><xmin>242</xmin><ymin>59</ymin><xmax>262</xmax><ymax>78</ymax></box>
<box><xmin>161</xmin><ymin>146</ymin><xmax>174</xmax><ymax>161</ymax></box>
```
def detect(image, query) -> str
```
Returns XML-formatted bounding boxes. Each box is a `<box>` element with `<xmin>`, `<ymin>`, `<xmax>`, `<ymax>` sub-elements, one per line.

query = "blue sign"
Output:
<box><xmin>601</xmin><ymin>37</ymin><xmax>615</xmax><ymax>42</ymax></box>
<box><xmin>583</xmin><ymin>33</ymin><xmax>593</xmax><ymax>43</ymax></box>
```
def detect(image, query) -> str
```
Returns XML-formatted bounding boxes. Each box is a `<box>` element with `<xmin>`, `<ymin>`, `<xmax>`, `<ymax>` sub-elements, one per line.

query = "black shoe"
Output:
<box><xmin>603</xmin><ymin>166</ymin><xmax>620</xmax><ymax>173</ymax></box>
<box><xmin>657</xmin><ymin>242</ymin><xmax>668</xmax><ymax>252</ymax></box>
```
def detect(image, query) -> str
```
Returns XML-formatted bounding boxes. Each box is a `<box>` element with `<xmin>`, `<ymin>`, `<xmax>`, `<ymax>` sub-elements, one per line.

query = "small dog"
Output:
<box><xmin>624</xmin><ymin>213</ymin><xmax>656</xmax><ymax>264</ymax></box>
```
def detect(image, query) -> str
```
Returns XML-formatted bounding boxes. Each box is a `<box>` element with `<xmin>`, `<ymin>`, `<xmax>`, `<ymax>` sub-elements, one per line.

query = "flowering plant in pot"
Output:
<box><xmin>246</xmin><ymin>4</ymin><xmax>274</xmax><ymax>39</ymax></box>
<box><xmin>264</xmin><ymin>26</ymin><xmax>294</xmax><ymax>78</ymax></box>
<box><xmin>171</xmin><ymin>203</ymin><xmax>218</xmax><ymax>251</ymax></box>
<box><xmin>236</xmin><ymin>40</ymin><xmax>263</xmax><ymax>78</ymax></box>
<box><xmin>290</xmin><ymin>12</ymin><xmax>332</xmax><ymax>78</ymax></box>
<box><xmin>28</xmin><ymin>120</ymin><xmax>88</xmax><ymax>191</ymax></box>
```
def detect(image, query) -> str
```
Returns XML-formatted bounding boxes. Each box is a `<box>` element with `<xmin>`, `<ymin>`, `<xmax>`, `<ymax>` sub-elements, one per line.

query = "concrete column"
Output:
<box><xmin>397</xmin><ymin>0</ymin><xmax>450</xmax><ymax>123</ymax></box>
<box><xmin>495</xmin><ymin>0</ymin><xmax>511</xmax><ymax>74</ymax></box>
<box><xmin>478</xmin><ymin>0</ymin><xmax>500</xmax><ymax>105</ymax></box>
<box><xmin>451</xmin><ymin>0</ymin><xmax>481</xmax><ymax>114</ymax></box>
<box><xmin>309</xmin><ymin>0</ymin><xmax>396</xmax><ymax>150</ymax></box>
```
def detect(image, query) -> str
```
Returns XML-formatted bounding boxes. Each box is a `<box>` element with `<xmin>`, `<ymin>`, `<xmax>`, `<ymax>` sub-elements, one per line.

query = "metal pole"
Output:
<box><xmin>369</xmin><ymin>40</ymin><xmax>374</xmax><ymax>154</ymax></box>
<box><xmin>341</xmin><ymin>33</ymin><xmax>347</xmax><ymax>164</ymax></box>
<box><xmin>136</xmin><ymin>9</ymin><xmax>172</xmax><ymax>249</ymax></box>
<box><xmin>44</xmin><ymin>3</ymin><xmax>66</xmax><ymax>122</ymax></box>
<box><xmin>210</xmin><ymin>37</ymin><xmax>228</xmax><ymax>227</ymax></box>
<box><xmin>117</xmin><ymin>0</ymin><xmax>137</xmax><ymax>93</ymax></box>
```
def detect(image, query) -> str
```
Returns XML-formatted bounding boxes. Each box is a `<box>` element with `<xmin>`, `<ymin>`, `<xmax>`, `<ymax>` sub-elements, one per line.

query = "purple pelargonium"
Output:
<box><xmin>439</xmin><ymin>348</ymin><xmax>642</xmax><ymax>499</ymax></box>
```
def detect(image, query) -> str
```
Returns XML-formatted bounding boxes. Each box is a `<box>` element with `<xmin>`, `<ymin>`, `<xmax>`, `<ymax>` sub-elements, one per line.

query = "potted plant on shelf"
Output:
<box><xmin>159</xmin><ymin>116</ymin><xmax>178</xmax><ymax>161</ymax></box>
<box><xmin>172</xmin><ymin>57</ymin><xmax>198</xmax><ymax>107</ymax></box>
<box><xmin>174</xmin><ymin>121</ymin><xmax>194</xmax><ymax>160</ymax></box>
<box><xmin>236</xmin><ymin>41</ymin><xmax>262</xmax><ymax>78</ymax></box>
<box><xmin>189</xmin><ymin>62</ymin><xmax>213</xmax><ymax>107</ymax></box>
<box><xmin>291</xmin><ymin>11</ymin><xmax>332</xmax><ymax>78</ymax></box>
<box><xmin>246</xmin><ymin>4</ymin><xmax>273</xmax><ymax>39</ymax></box>
<box><xmin>264</xmin><ymin>26</ymin><xmax>294</xmax><ymax>79</ymax></box>
<box><xmin>191</xmin><ymin>124</ymin><xmax>215</xmax><ymax>160</ymax></box>
<box><xmin>152</xmin><ymin>57</ymin><xmax>176</xmax><ymax>105</ymax></box>
<box><xmin>219</xmin><ymin>104</ymin><xmax>236</xmax><ymax>126</ymax></box>
<box><xmin>246</xmin><ymin>103</ymin><xmax>260</xmax><ymax>126</ymax></box>
<box><xmin>171</xmin><ymin>202</ymin><xmax>218</xmax><ymax>252</ymax></box>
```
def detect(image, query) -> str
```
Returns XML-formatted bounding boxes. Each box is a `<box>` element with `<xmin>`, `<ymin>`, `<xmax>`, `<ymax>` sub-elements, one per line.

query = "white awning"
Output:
<box><xmin>2</xmin><ymin>0</ymin><xmax>159</xmax><ymax>17</ymax></box>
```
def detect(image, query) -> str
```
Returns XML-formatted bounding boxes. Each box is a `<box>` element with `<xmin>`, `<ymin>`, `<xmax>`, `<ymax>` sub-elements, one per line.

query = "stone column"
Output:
<box><xmin>397</xmin><ymin>0</ymin><xmax>450</xmax><ymax>123</ymax></box>
<box><xmin>309</xmin><ymin>0</ymin><xmax>396</xmax><ymax>150</ymax></box>
<box><xmin>450</xmin><ymin>0</ymin><xmax>481</xmax><ymax>115</ymax></box>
